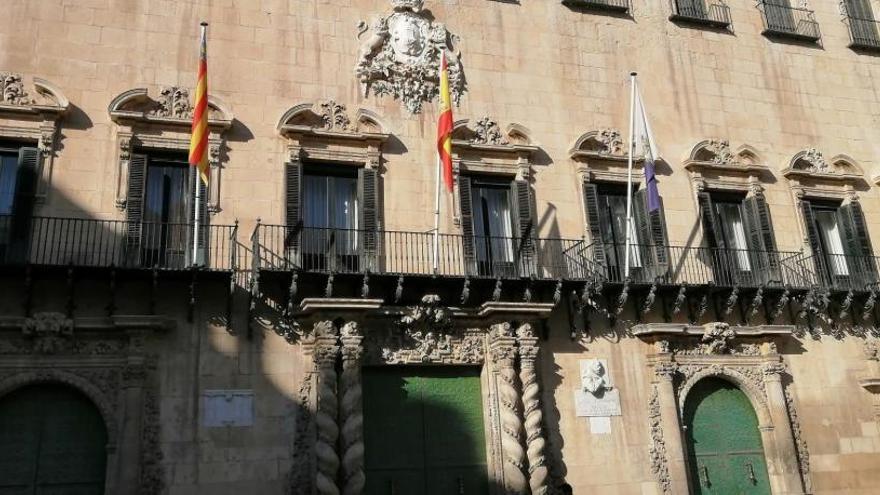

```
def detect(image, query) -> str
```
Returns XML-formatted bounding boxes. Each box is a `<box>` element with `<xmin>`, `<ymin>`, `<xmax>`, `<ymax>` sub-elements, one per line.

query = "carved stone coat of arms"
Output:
<box><xmin>356</xmin><ymin>0</ymin><xmax>466</xmax><ymax>114</ymax></box>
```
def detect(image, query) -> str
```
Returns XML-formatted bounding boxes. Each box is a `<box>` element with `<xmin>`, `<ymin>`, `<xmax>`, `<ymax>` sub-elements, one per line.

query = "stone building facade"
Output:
<box><xmin>1</xmin><ymin>0</ymin><xmax>880</xmax><ymax>494</ymax></box>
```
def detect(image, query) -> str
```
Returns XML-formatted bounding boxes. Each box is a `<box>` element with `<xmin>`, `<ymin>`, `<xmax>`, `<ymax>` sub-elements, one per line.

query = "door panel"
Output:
<box><xmin>685</xmin><ymin>378</ymin><xmax>770</xmax><ymax>495</ymax></box>
<box><xmin>363</xmin><ymin>367</ymin><xmax>488</xmax><ymax>495</ymax></box>
<box><xmin>0</xmin><ymin>385</ymin><xmax>107</xmax><ymax>495</ymax></box>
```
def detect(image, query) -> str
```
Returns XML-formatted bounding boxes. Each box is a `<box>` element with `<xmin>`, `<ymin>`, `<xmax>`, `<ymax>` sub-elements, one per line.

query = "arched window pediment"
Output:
<box><xmin>684</xmin><ymin>139</ymin><xmax>770</xmax><ymax>193</ymax></box>
<box><xmin>783</xmin><ymin>148</ymin><xmax>864</xmax><ymax>183</ymax></box>
<box><xmin>108</xmin><ymin>87</ymin><xmax>233</xmax><ymax>129</ymax></box>
<box><xmin>451</xmin><ymin>117</ymin><xmax>537</xmax><ymax>179</ymax></box>
<box><xmin>277</xmin><ymin>100</ymin><xmax>390</xmax><ymax>143</ymax></box>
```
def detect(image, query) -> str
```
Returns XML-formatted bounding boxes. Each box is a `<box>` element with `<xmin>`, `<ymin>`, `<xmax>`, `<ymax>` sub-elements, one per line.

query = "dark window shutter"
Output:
<box><xmin>9</xmin><ymin>147</ymin><xmax>39</xmax><ymax>260</ymax></box>
<box><xmin>458</xmin><ymin>176</ymin><xmax>477</xmax><ymax>273</ymax></box>
<box><xmin>284</xmin><ymin>161</ymin><xmax>303</xmax><ymax>254</ymax></box>
<box><xmin>125</xmin><ymin>153</ymin><xmax>148</xmax><ymax>266</ymax></box>
<box><xmin>800</xmin><ymin>200</ymin><xmax>825</xmax><ymax>284</ymax></box>
<box><xmin>512</xmin><ymin>179</ymin><xmax>536</xmax><ymax>276</ymax></box>
<box><xmin>636</xmin><ymin>188</ymin><xmax>670</xmax><ymax>280</ymax></box>
<box><xmin>840</xmin><ymin>200</ymin><xmax>877</xmax><ymax>280</ymax></box>
<box><xmin>358</xmin><ymin>167</ymin><xmax>380</xmax><ymax>270</ymax></box>
<box><xmin>697</xmin><ymin>192</ymin><xmax>723</xmax><ymax>248</ymax></box>
<box><xmin>633</xmin><ymin>189</ymin><xmax>653</xmax><ymax>278</ymax></box>
<box><xmin>582</xmin><ymin>181</ymin><xmax>606</xmax><ymax>267</ymax></box>
<box><xmin>744</xmin><ymin>193</ymin><xmax>781</xmax><ymax>283</ymax></box>
<box><xmin>676</xmin><ymin>0</ymin><xmax>707</xmax><ymax>18</ymax></box>
<box><xmin>187</xmin><ymin>165</ymin><xmax>209</xmax><ymax>266</ymax></box>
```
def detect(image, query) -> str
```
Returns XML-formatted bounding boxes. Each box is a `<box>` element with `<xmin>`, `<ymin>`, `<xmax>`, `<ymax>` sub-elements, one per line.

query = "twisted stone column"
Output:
<box><xmin>490</xmin><ymin>322</ymin><xmax>527</xmax><ymax>494</ymax></box>
<box><xmin>517</xmin><ymin>323</ymin><xmax>548</xmax><ymax>495</ymax></box>
<box><xmin>340</xmin><ymin>322</ymin><xmax>365</xmax><ymax>495</ymax></box>
<box><xmin>313</xmin><ymin>321</ymin><xmax>341</xmax><ymax>495</ymax></box>
<box><xmin>762</xmin><ymin>361</ymin><xmax>806</xmax><ymax>494</ymax></box>
<box><xmin>653</xmin><ymin>361</ymin><xmax>689</xmax><ymax>495</ymax></box>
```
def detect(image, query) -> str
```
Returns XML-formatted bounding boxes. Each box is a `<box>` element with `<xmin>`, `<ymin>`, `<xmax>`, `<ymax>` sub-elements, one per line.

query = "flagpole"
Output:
<box><xmin>432</xmin><ymin>152</ymin><xmax>441</xmax><ymax>274</ymax></box>
<box><xmin>193</xmin><ymin>21</ymin><xmax>207</xmax><ymax>267</ymax></box>
<box><xmin>624</xmin><ymin>71</ymin><xmax>637</xmax><ymax>279</ymax></box>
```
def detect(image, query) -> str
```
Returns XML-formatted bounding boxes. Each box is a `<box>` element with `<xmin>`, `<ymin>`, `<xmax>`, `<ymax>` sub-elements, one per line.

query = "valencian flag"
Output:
<box><xmin>189</xmin><ymin>22</ymin><xmax>210</xmax><ymax>184</ymax></box>
<box><xmin>436</xmin><ymin>51</ymin><xmax>454</xmax><ymax>192</ymax></box>
<box><xmin>633</xmin><ymin>81</ymin><xmax>661</xmax><ymax>212</ymax></box>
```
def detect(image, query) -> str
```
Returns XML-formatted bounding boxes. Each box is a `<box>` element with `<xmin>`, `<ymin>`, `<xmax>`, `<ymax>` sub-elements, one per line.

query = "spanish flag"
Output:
<box><xmin>189</xmin><ymin>22</ymin><xmax>210</xmax><ymax>184</ymax></box>
<box><xmin>436</xmin><ymin>51</ymin><xmax>454</xmax><ymax>192</ymax></box>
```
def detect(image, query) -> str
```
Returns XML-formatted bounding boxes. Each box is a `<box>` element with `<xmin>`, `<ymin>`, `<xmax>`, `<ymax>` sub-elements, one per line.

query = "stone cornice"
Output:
<box><xmin>631</xmin><ymin>323</ymin><xmax>794</xmax><ymax>337</ymax></box>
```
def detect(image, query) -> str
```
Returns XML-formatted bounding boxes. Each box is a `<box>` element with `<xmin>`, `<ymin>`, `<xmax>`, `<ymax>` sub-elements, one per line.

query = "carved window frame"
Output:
<box><xmin>108</xmin><ymin>87</ymin><xmax>233</xmax><ymax>214</ymax></box>
<box><xmin>684</xmin><ymin>139</ymin><xmax>770</xmax><ymax>196</ymax></box>
<box><xmin>0</xmin><ymin>313</ymin><xmax>171</xmax><ymax>494</ymax></box>
<box><xmin>0</xmin><ymin>74</ymin><xmax>69</xmax><ymax>204</ymax></box>
<box><xmin>451</xmin><ymin>118</ymin><xmax>537</xmax><ymax>226</ymax></box>
<box><xmin>781</xmin><ymin>148</ymin><xmax>867</xmax><ymax>253</ymax></box>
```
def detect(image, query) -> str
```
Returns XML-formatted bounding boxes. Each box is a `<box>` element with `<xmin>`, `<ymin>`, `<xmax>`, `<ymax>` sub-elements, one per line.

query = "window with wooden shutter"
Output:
<box><xmin>358</xmin><ymin>167</ymin><xmax>380</xmax><ymax>271</ymax></box>
<box><xmin>511</xmin><ymin>179</ymin><xmax>535</xmax><ymax>277</ymax></box>
<box><xmin>634</xmin><ymin>188</ymin><xmax>670</xmax><ymax>281</ymax></box>
<box><xmin>743</xmin><ymin>193</ymin><xmax>781</xmax><ymax>284</ymax></box>
<box><xmin>284</xmin><ymin>161</ymin><xmax>303</xmax><ymax>261</ymax></box>
<box><xmin>697</xmin><ymin>191</ymin><xmax>723</xmax><ymax>248</ymax></box>
<box><xmin>457</xmin><ymin>176</ymin><xmax>477</xmax><ymax>275</ymax></box>
<box><xmin>125</xmin><ymin>153</ymin><xmax>148</xmax><ymax>267</ymax></box>
<box><xmin>581</xmin><ymin>181</ymin><xmax>606</xmax><ymax>268</ymax></box>
<box><xmin>839</xmin><ymin>200</ymin><xmax>877</xmax><ymax>285</ymax></box>
<box><xmin>8</xmin><ymin>147</ymin><xmax>39</xmax><ymax>261</ymax></box>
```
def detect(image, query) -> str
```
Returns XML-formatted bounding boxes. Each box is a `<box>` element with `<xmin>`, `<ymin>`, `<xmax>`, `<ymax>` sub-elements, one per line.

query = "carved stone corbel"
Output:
<box><xmin>115</xmin><ymin>132</ymin><xmax>133</xmax><ymax>211</ymax></box>
<box><xmin>489</xmin><ymin>322</ymin><xmax>527</xmax><ymax>494</ymax></box>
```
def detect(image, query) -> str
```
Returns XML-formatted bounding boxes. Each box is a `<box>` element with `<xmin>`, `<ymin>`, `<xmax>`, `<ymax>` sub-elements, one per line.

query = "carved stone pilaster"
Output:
<box><xmin>489</xmin><ymin>322</ymin><xmax>527</xmax><ymax>494</ymax></box>
<box><xmin>313</xmin><ymin>321</ymin><xmax>341</xmax><ymax>495</ymax></box>
<box><xmin>516</xmin><ymin>324</ymin><xmax>548</xmax><ymax>495</ymax></box>
<box><xmin>339</xmin><ymin>322</ymin><xmax>365</xmax><ymax>495</ymax></box>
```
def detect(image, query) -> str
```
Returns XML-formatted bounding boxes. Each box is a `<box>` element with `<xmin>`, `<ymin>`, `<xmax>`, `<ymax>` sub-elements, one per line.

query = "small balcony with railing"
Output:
<box><xmin>0</xmin><ymin>215</ymin><xmax>239</xmax><ymax>273</ymax></box>
<box><xmin>669</xmin><ymin>1</ymin><xmax>732</xmax><ymax>28</ymax></box>
<box><xmin>561</xmin><ymin>0</ymin><xmax>630</xmax><ymax>14</ymax></box>
<box><xmin>756</xmin><ymin>1</ymin><xmax>821</xmax><ymax>42</ymax></box>
<box><xmin>843</xmin><ymin>12</ymin><xmax>880</xmax><ymax>50</ymax></box>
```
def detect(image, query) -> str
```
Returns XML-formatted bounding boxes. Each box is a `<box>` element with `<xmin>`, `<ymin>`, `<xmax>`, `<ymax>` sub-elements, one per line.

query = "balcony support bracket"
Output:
<box><xmin>106</xmin><ymin>267</ymin><xmax>117</xmax><ymax>317</ymax></box>
<box><xmin>65</xmin><ymin>264</ymin><xmax>76</xmax><ymax>319</ymax></box>
<box><xmin>188</xmin><ymin>268</ymin><xmax>198</xmax><ymax>324</ymax></box>
<box><xmin>22</xmin><ymin>265</ymin><xmax>33</xmax><ymax>317</ymax></box>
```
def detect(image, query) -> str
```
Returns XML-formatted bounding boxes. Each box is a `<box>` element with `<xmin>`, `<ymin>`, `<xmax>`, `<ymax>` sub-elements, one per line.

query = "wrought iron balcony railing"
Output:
<box><xmin>843</xmin><ymin>14</ymin><xmax>880</xmax><ymax>50</ymax></box>
<box><xmin>669</xmin><ymin>0</ymin><xmax>731</xmax><ymax>28</ymax></box>
<box><xmin>251</xmin><ymin>225</ymin><xmax>880</xmax><ymax>293</ymax></box>
<box><xmin>562</xmin><ymin>0</ymin><xmax>629</xmax><ymax>13</ymax></box>
<box><xmin>0</xmin><ymin>216</ymin><xmax>238</xmax><ymax>271</ymax></box>
<box><xmin>251</xmin><ymin>224</ymin><xmax>601</xmax><ymax>281</ymax></box>
<box><xmin>757</xmin><ymin>1</ymin><xmax>821</xmax><ymax>41</ymax></box>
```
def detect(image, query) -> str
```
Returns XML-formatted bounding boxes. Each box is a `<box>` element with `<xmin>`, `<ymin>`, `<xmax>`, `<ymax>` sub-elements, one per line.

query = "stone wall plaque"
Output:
<box><xmin>574</xmin><ymin>388</ymin><xmax>622</xmax><ymax>417</ymax></box>
<box><xmin>202</xmin><ymin>389</ymin><xmax>254</xmax><ymax>427</ymax></box>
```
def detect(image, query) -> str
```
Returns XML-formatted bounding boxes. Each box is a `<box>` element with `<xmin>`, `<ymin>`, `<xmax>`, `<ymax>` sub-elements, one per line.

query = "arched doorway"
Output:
<box><xmin>0</xmin><ymin>383</ymin><xmax>108</xmax><ymax>494</ymax></box>
<box><xmin>684</xmin><ymin>377</ymin><xmax>771</xmax><ymax>494</ymax></box>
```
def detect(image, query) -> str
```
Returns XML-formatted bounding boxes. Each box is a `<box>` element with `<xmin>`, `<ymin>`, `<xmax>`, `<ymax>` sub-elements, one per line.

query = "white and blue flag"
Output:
<box><xmin>633</xmin><ymin>83</ymin><xmax>661</xmax><ymax>212</ymax></box>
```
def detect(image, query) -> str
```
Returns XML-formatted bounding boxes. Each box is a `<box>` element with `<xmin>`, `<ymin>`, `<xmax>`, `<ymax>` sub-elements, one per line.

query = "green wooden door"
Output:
<box><xmin>684</xmin><ymin>378</ymin><xmax>771</xmax><ymax>495</ymax></box>
<box><xmin>363</xmin><ymin>367</ymin><xmax>488</xmax><ymax>495</ymax></box>
<box><xmin>0</xmin><ymin>384</ymin><xmax>107</xmax><ymax>495</ymax></box>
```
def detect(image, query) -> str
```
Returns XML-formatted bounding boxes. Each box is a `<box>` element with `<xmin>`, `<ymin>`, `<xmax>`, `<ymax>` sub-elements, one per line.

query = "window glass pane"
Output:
<box><xmin>815</xmin><ymin>210</ymin><xmax>849</xmax><ymax>276</ymax></box>
<box><xmin>717</xmin><ymin>203</ymin><xmax>751</xmax><ymax>271</ymax></box>
<box><xmin>482</xmin><ymin>188</ymin><xmax>513</xmax><ymax>262</ymax></box>
<box><xmin>0</xmin><ymin>152</ymin><xmax>19</xmax><ymax>215</ymax></box>
<box><xmin>303</xmin><ymin>175</ymin><xmax>329</xmax><ymax>228</ymax></box>
<box><xmin>143</xmin><ymin>158</ymin><xmax>188</xmax><ymax>254</ymax></box>
<box><xmin>601</xmin><ymin>193</ymin><xmax>641</xmax><ymax>267</ymax></box>
<box><xmin>334</xmin><ymin>176</ymin><xmax>358</xmax><ymax>254</ymax></box>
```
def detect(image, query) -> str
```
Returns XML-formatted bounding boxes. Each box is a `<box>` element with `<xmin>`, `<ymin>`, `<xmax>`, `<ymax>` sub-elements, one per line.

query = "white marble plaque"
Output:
<box><xmin>203</xmin><ymin>389</ymin><xmax>254</xmax><ymax>427</ymax></box>
<box><xmin>589</xmin><ymin>416</ymin><xmax>612</xmax><ymax>434</ymax></box>
<box><xmin>574</xmin><ymin>388</ymin><xmax>622</xmax><ymax>417</ymax></box>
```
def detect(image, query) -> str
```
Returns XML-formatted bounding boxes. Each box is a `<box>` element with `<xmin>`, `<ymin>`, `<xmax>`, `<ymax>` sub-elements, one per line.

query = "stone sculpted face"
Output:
<box><xmin>581</xmin><ymin>360</ymin><xmax>608</xmax><ymax>395</ymax></box>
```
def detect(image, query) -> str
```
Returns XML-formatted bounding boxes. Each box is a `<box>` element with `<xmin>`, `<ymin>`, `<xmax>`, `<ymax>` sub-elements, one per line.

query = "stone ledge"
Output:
<box><xmin>631</xmin><ymin>322</ymin><xmax>795</xmax><ymax>337</ymax></box>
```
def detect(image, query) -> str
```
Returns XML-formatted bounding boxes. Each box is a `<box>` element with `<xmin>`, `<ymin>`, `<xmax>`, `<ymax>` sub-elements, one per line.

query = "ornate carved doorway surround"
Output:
<box><xmin>288</xmin><ymin>296</ymin><xmax>554</xmax><ymax>495</ymax></box>
<box><xmin>635</xmin><ymin>322</ymin><xmax>811</xmax><ymax>495</ymax></box>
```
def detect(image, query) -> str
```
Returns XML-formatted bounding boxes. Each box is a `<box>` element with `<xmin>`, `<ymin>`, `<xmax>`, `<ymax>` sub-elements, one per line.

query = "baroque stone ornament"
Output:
<box><xmin>796</xmin><ymin>148</ymin><xmax>832</xmax><ymax>174</ymax></box>
<box><xmin>489</xmin><ymin>322</ymin><xmax>527</xmax><ymax>494</ymax></box>
<box><xmin>0</xmin><ymin>72</ymin><xmax>34</xmax><ymax>105</ymax></box>
<box><xmin>22</xmin><ymin>312</ymin><xmax>74</xmax><ymax>354</ymax></box>
<box><xmin>339</xmin><ymin>322</ymin><xmax>365</xmax><ymax>495</ymax></box>
<box><xmin>472</xmin><ymin>117</ymin><xmax>509</xmax><ymax>145</ymax></box>
<box><xmin>319</xmin><ymin>100</ymin><xmax>351</xmax><ymax>131</ymax></box>
<box><xmin>517</xmin><ymin>324</ymin><xmax>548</xmax><ymax>494</ymax></box>
<box><xmin>699</xmin><ymin>322</ymin><xmax>735</xmax><ymax>354</ymax></box>
<box><xmin>149</xmin><ymin>86</ymin><xmax>193</xmax><ymax>118</ymax></box>
<box><xmin>648</xmin><ymin>385</ymin><xmax>672</xmax><ymax>495</ymax></box>
<box><xmin>596</xmin><ymin>128</ymin><xmax>624</xmax><ymax>155</ymax></box>
<box><xmin>398</xmin><ymin>294</ymin><xmax>452</xmax><ymax>332</ymax></box>
<box><xmin>706</xmin><ymin>139</ymin><xmax>737</xmax><ymax>165</ymax></box>
<box><xmin>312</xmin><ymin>321</ymin><xmax>341</xmax><ymax>495</ymax></box>
<box><xmin>356</xmin><ymin>0</ymin><xmax>466</xmax><ymax>113</ymax></box>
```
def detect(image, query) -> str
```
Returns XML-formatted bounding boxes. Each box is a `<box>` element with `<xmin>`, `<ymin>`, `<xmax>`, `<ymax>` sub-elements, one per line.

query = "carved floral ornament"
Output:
<box><xmin>782</xmin><ymin>148</ymin><xmax>864</xmax><ymax>184</ymax></box>
<box><xmin>570</xmin><ymin>129</ymin><xmax>626</xmax><ymax>158</ymax></box>
<box><xmin>276</xmin><ymin>100</ymin><xmax>389</xmax><ymax>138</ymax></box>
<box><xmin>355</xmin><ymin>0</ymin><xmax>466</xmax><ymax>114</ymax></box>
<box><xmin>0</xmin><ymin>72</ymin><xmax>69</xmax><ymax>115</ymax></box>
<box><xmin>108</xmin><ymin>87</ymin><xmax>233</xmax><ymax>128</ymax></box>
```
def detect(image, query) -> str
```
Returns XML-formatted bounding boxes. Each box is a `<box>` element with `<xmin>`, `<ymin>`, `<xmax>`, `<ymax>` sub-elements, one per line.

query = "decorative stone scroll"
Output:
<box><xmin>0</xmin><ymin>72</ymin><xmax>69</xmax><ymax>202</ymax></box>
<box><xmin>108</xmin><ymin>87</ymin><xmax>233</xmax><ymax>214</ymax></box>
<box><xmin>355</xmin><ymin>0</ymin><xmax>466</xmax><ymax>114</ymax></box>
<box><xmin>570</xmin><ymin>129</ymin><xmax>641</xmax><ymax>185</ymax></box>
<box><xmin>782</xmin><ymin>148</ymin><xmax>865</xmax><ymax>190</ymax></box>
<box><xmin>684</xmin><ymin>139</ymin><xmax>768</xmax><ymax>193</ymax></box>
